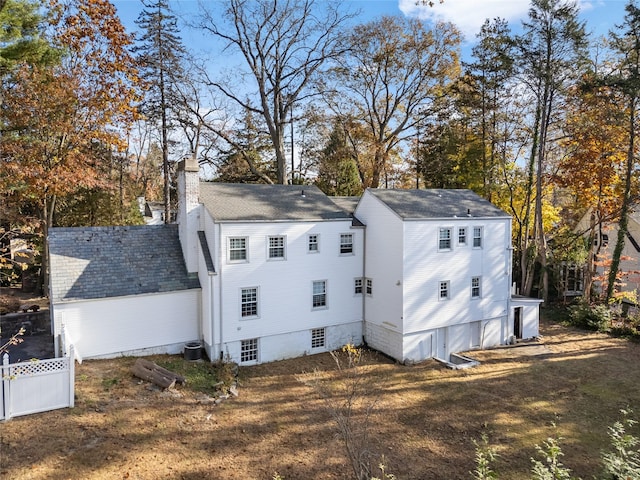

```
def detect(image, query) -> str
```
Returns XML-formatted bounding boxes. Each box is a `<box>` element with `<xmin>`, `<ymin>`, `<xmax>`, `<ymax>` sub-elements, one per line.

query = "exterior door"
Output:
<box><xmin>437</xmin><ymin>327</ymin><xmax>448</xmax><ymax>360</ymax></box>
<box><xmin>514</xmin><ymin>307</ymin><xmax>523</xmax><ymax>339</ymax></box>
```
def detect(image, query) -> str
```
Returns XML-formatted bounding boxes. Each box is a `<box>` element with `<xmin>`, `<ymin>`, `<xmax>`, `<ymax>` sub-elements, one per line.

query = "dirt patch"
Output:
<box><xmin>1</xmin><ymin>317</ymin><xmax>639</xmax><ymax>480</ymax></box>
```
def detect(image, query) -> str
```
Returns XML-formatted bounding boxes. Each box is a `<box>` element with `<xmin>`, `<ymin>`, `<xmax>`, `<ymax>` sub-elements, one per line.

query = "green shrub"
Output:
<box><xmin>568</xmin><ymin>301</ymin><xmax>612</xmax><ymax>332</ymax></box>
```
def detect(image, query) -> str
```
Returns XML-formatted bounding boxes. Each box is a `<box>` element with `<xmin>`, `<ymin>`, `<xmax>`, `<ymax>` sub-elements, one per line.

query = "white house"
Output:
<box><xmin>48</xmin><ymin>158</ymin><xmax>541</xmax><ymax>365</ymax></box>
<box><xmin>353</xmin><ymin>189</ymin><xmax>539</xmax><ymax>363</ymax></box>
<box><xmin>181</xmin><ymin>168</ymin><xmax>365</xmax><ymax>365</ymax></box>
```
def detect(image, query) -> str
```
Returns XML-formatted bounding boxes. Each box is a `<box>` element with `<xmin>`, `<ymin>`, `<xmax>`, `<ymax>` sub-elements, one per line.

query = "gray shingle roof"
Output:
<box><xmin>329</xmin><ymin>196</ymin><xmax>361</xmax><ymax>214</ymax></box>
<box><xmin>49</xmin><ymin>225</ymin><xmax>200</xmax><ymax>302</ymax></box>
<box><xmin>199</xmin><ymin>183</ymin><xmax>352</xmax><ymax>222</ymax></box>
<box><xmin>366</xmin><ymin>188</ymin><xmax>509</xmax><ymax>219</ymax></box>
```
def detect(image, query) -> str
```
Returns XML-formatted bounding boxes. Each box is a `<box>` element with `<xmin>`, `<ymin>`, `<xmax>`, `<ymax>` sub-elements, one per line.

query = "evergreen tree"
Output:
<box><xmin>134</xmin><ymin>0</ymin><xmax>187</xmax><ymax>223</ymax></box>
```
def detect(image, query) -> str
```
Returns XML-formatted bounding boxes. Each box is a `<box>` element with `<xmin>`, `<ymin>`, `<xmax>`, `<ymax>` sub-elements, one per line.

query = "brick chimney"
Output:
<box><xmin>177</xmin><ymin>157</ymin><xmax>200</xmax><ymax>273</ymax></box>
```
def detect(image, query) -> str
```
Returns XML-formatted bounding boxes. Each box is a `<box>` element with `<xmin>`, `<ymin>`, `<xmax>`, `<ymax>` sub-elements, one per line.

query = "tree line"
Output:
<box><xmin>1</xmin><ymin>0</ymin><xmax>639</xmax><ymax>304</ymax></box>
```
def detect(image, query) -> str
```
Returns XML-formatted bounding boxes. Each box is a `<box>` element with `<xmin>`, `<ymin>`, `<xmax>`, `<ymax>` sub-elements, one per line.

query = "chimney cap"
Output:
<box><xmin>179</xmin><ymin>157</ymin><xmax>199</xmax><ymax>173</ymax></box>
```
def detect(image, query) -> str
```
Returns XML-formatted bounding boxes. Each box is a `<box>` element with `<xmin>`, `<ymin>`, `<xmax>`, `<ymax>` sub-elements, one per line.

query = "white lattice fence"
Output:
<box><xmin>1</xmin><ymin>345</ymin><xmax>75</xmax><ymax>420</ymax></box>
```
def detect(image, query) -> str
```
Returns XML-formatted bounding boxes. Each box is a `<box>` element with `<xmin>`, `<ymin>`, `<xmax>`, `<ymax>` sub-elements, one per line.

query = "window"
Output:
<box><xmin>439</xmin><ymin>228</ymin><xmax>452</xmax><ymax>250</ymax></box>
<box><xmin>340</xmin><ymin>233</ymin><xmax>354</xmax><ymax>254</ymax></box>
<box><xmin>458</xmin><ymin>227</ymin><xmax>467</xmax><ymax>245</ymax></box>
<box><xmin>268</xmin><ymin>235</ymin><xmax>285</xmax><ymax>259</ymax></box>
<box><xmin>240</xmin><ymin>338</ymin><xmax>258</xmax><ymax>363</ymax></box>
<box><xmin>311</xmin><ymin>328</ymin><xmax>326</xmax><ymax>348</ymax></box>
<box><xmin>471</xmin><ymin>276</ymin><xmax>481</xmax><ymax>299</ymax></box>
<box><xmin>366</xmin><ymin>278</ymin><xmax>373</xmax><ymax>295</ymax></box>
<box><xmin>354</xmin><ymin>278</ymin><xmax>363</xmax><ymax>295</ymax></box>
<box><xmin>312</xmin><ymin>280</ymin><xmax>327</xmax><ymax>308</ymax></box>
<box><xmin>473</xmin><ymin>226</ymin><xmax>483</xmax><ymax>248</ymax></box>
<box><xmin>229</xmin><ymin>237</ymin><xmax>247</xmax><ymax>262</ymax></box>
<box><xmin>241</xmin><ymin>287</ymin><xmax>258</xmax><ymax>317</ymax></box>
<box><xmin>439</xmin><ymin>281</ymin><xmax>449</xmax><ymax>300</ymax></box>
<box><xmin>308</xmin><ymin>234</ymin><xmax>319</xmax><ymax>253</ymax></box>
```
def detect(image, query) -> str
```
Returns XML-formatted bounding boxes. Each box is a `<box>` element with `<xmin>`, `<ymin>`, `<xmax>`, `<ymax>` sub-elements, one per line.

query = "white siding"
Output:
<box><xmin>52</xmin><ymin>290</ymin><xmax>200</xmax><ymax>361</ymax></box>
<box><xmin>354</xmin><ymin>191</ymin><xmax>404</xmax><ymax>357</ymax></box>
<box><xmin>205</xmin><ymin>219</ymin><xmax>363</xmax><ymax>364</ymax></box>
<box><xmin>355</xmin><ymin>189</ymin><xmax>515</xmax><ymax>362</ymax></box>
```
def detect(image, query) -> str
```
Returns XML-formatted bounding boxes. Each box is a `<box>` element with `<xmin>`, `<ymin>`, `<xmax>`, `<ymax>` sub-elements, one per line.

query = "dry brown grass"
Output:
<box><xmin>1</xmin><ymin>315</ymin><xmax>639</xmax><ymax>480</ymax></box>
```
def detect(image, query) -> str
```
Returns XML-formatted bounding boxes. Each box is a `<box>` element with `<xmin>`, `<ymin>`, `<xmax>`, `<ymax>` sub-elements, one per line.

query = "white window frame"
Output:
<box><xmin>439</xmin><ymin>281</ymin><xmax>450</xmax><ymax>300</ymax></box>
<box><xmin>471</xmin><ymin>276</ymin><xmax>481</xmax><ymax>299</ymax></box>
<box><xmin>366</xmin><ymin>278</ymin><xmax>373</xmax><ymax>296</ymax></box>
<box><xmin>311</xmin><ymin>328</ymin><xmax>326</xmax><ymax>349</ymax></box>
<box><xmin>458</xmin><ymin>227</ymin><xmax>467</xmax><ymax>246</ymax></box>
<box><xmin>240</xmin><ymin>338</ymin><xmax>258</xmax><ymax>363</ymax></box>
<box><xmin>308</xmin><ymin>234</ymin><xmax>320</xmax><ymax>253</ymax></box>
<box><xmin>312</xmin><ymin>280</ymin><xmax>327</xmax><ymax>309</ymax></box>
<box><xmin>228</xmin><ymin>236</ymin><xmax>248</xmax><ymax>263</ymax></box>
<box><xmin>340</xmin><ymin>233</ymin><xmax>354</xmax><ymax>255</ymax></box>
<box><xmin>354</xmin><ymin>278</ymin><xmax>363</xmax><ymax>295</ymax></box>
<box><xmin>473</xmin><ymin>226</ymin><xmax>483</xmax><ymax>248</ymax></box>
<box><xmin>267</xmin><ymin>235</ymin><xmax>286</xmax><ymax>260</ymax></box>
<box><xmin>240</xmin><ymin>286</ymin><xmax>259</xmax><ymax>318</ymax></box>
<box><xmin>439</xmin><ymin>228</ymin><xmax>452</xmax><ymax>251</ymax></box>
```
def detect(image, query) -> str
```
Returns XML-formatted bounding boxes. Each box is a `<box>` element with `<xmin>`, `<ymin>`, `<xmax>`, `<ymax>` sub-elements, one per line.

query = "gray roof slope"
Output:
<box><xmin>49</xmin><ymin>225</ymin><xmax>199</xmax><ymax>302</ymax></box>
<box><xmin>366</xmin><ymin>188</ymin><xmax>509</xmax><ymax>219</ymax></box>
<box><xmin>330</xmin><ymin>196</ymin><xmax>360</xmax><ymax>214</ymax></box>
<box><xmin>199</xmin><ymin>183</ymin><xmax>352</xmax><ymax>222</ymax></box>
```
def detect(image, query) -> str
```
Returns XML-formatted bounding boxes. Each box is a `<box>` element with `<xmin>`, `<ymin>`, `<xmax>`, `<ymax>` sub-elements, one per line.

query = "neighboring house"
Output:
<box><xmin>48</xmin><ymin>225</ymin><xmax>200</xmax><ymax>361</ymax></box>
<box><xmin>569</xmin><ymin>207</ymin><xmax>640</xmax><ymax>300</ymax></box>
<box><xmin>48</xmin><ymin>158</ymin><xmax>541</xmax><ymax>365</ymax></box>
<box><xmin>136</xmin><ymin>196</ymin><xmax>175</xmax><ymax>225</ymax></box>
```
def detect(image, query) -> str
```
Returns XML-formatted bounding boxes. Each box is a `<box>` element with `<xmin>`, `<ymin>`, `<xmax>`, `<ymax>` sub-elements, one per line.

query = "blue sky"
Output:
<box><xmin>113</xmin><ymin>0</ymin><xmax>630</xmax><ymax>56</ymax></box>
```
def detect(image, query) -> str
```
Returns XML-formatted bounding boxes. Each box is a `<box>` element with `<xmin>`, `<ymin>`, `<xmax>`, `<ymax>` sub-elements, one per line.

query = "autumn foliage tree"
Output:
<box><xmin>328</xmin><ymin>16</ymin><xmax>461</xmax><ymax>189</ymax></box>
<box><xmin>0</xmin><ymin>0</ymin><xmax>140</xmax><ymax>290</ymax></box>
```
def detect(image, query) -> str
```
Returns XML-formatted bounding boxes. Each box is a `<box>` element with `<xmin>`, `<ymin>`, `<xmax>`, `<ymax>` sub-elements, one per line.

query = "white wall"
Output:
<box><xmin>206</xmin><ymin>219</ymin><xmax>363</xmax><ymax>363</ymax></box>
<box><xmin>223</xmin><ymin>321</ymin><xmax>363</xmax><ymax>364</ymax></box>
<box><xmin>52</xmin><ymin>289</ymin><xmax>200</xmax><ymax>361</ymax></box>
<box><xmin>354</xmin><ymin>191</ymin><xmax>404</xmax><ymax>357</ymax></box>
<box><xmin>402</xmin><ymin>218</ymin><xmax>511</xmax><ymax>333</ymax></box>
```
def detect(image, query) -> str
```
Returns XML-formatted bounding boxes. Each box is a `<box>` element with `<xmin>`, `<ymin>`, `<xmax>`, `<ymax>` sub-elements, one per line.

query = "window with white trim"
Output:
<box><xmin>311</xmin><ymin>328</ymin><xmax>326</xmax><ymax>348</ymax></box>
<box><xmin>340</xmin><ymin>233</ymin><xmax>354</xmax><ymax>254</ymax></box>
<box><xmin>308</xmin><ymin>234</ymin><xmax>319</xmax><ymax>253</ymax></box>
<box><xmin>312</xmin><ymin>280</ymin><xmax>327</xmax><ymax>308</ymax></box>
<box><xmin>354</xmin><ymin>278</ymin><xmax>363</xmax><ymax>295</ymax></box>
<box><xmin>366</xmin><ymin>278</ymin><xmax>372</xmax><ymax>296</ymax></box>
<box><xmin>240</xmin><ymin>338</ymin><xmax>258</xmax><ymax>363</ymax></box>
<box><xmin>471</xmin><ymin>276</ymin><xmax>481</xmax><ymax>299</ymax></box>
<box><xmin>228</xmin><ymin>237</ymin><xmax>248</xmax><ymax>262</ymax></box>
<box><xmin>458</xmin><ymin>227</ymin><xmax>467</xmax><ymax>245</ymax></box>
<box><xmin>241</xmin><ymin>287</ymin><xmax>258</xmax><ymax>318</ymax></box>
<box><xmin>439</xmin><ymin>228</ymin><xmax>452</xmax><ymax>250</ymax></box>
<box><xmin>268</xmin><ymin>235</ymin><xmax>285</xmax><ymax>259</ymax></box>
<box><xmin>439</xmin><ymin>281</ymin><xmax>450</xmax><ymax>300</ymax></box>
<box><xmin>473</xmin><ymin>226</ymin><xmax>483</xmax><ymax>248</ymax></box>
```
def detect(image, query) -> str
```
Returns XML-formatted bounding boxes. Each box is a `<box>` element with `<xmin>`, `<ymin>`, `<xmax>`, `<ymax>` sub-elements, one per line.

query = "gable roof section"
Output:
<box><xmin>49</xmin><ymin>225</ymin><xmax>200</xmax><ymax>302</ymax></box>
<box><xmin>365</xmin><ymin>188</ymin><xmax>509</xmax><ymax>220</ymax></box>
<box><xmin>199</xmin><ymin>183</ymin><xmax>352</xmax><ymax>222</ymax></box>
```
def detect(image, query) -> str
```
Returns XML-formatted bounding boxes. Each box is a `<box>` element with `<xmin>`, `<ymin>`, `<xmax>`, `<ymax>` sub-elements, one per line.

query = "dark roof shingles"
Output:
<box><xmin>367</xmin><ymin>188</ymin><xmax>508</xmax><ymax>219</ymax></box>
<box><xmin>49</xmin><ymin>224</ymin><xmax>199</xmax><ymax>302</ymax></box>
<box><xmin>199</xmin><ymin>183</ymin><xmax>352</xmax><ymax>222</ymax></box>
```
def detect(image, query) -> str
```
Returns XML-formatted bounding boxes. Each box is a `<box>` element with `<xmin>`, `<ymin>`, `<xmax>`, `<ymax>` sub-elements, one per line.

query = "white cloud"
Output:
<box><xmin>398</xmin><ymin>0</ymin><xmax>530</xmax><ymax>41</ymax></box>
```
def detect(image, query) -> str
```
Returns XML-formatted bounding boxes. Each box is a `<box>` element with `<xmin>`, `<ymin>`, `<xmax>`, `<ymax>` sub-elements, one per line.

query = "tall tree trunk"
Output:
<box><xmin>606</xmin><ymin>96</ymin><xmax>636</xmax><ymax>302</ymax></box>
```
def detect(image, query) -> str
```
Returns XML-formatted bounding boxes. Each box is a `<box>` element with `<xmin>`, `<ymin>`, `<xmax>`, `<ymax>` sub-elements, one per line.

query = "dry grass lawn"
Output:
<box><xmin>1</xmin><ymin>314</ymin><xmax>640</xmax><ymax>480</ymax></box>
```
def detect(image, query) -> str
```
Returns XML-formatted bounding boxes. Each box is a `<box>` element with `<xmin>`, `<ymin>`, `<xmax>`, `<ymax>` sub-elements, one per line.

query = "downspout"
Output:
<box><xmin>210</xmin><ymin>271</ymin><xmax>215</xmax><ymax>359</ymax></box>
<box><xmin>361</xmin><ymin>224</ymin><xmax>366</xmax><ymax>344</ymax></box>
<box><xmin>218</xmin><ymin>222</ymin><xmax>224</xmax><ymax>360</ymax></box>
